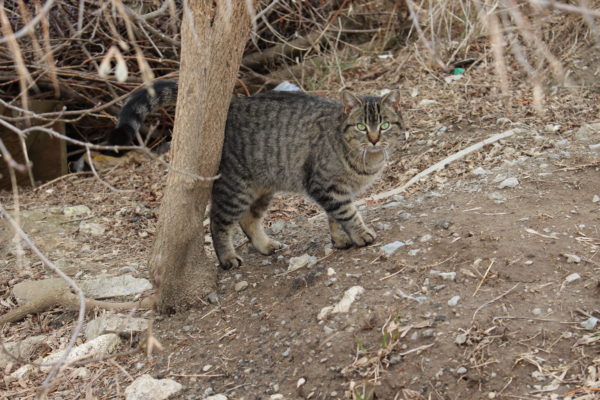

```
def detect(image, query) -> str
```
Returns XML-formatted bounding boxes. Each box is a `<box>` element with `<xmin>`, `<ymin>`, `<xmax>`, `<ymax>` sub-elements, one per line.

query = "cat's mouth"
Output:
<box><xmin>361</xmin><ymin>142</ymin><xmax>389</xmax><ymax>153</ymax></box>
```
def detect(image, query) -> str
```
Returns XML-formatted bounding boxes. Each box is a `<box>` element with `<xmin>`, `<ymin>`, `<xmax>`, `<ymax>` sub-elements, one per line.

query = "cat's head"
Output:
<box><xmin>341</xmin><ymin>90</ymin><xmax>404</xmax><ymax>154</ymax></box>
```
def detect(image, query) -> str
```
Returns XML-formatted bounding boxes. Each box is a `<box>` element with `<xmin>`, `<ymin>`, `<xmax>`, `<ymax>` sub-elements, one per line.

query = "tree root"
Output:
<box><xmin>0</xmin><ymin>288</ymin><xmax>156</xmax><ymax>325</ymax></box>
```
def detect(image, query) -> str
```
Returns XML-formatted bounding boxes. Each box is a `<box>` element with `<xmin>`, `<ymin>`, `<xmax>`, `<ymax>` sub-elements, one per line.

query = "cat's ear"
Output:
<box><xmin>381</xmin><ymin>90</ymin><xmax>400</xmax><ymax>111</ymax></box>
<box><xmin>341</xmin><ymin>91</ymin><xmax>362</xmax><ymax>114</ymax></box>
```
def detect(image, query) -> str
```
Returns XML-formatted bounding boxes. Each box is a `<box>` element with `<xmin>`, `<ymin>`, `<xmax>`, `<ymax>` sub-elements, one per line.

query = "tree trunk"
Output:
<box><xmin>148</xmin><ymin>2</ymin><xmax>251</xmax><ymax>313</ymax></box>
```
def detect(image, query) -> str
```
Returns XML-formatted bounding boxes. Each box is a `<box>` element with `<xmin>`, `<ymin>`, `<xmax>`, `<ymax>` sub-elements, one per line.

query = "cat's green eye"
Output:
<box><xmin>380</xmin><ymin>122</ymin><xmax>391</xmax><ymax>130</ymax></box>
<box><xmin>356</xmin><ymin>123</ymin><xmax>367</xmax><ymax>131</ymax></box>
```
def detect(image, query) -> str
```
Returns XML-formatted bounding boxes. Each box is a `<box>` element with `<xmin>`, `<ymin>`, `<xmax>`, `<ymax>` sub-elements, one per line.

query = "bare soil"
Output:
<box><xmin>2</xmin><ymin>48</ymin><xmax>600</xmax><ymax>400</ymax></box>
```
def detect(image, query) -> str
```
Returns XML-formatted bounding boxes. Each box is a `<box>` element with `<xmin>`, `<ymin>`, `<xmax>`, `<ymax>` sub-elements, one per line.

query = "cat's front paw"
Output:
<box><xmin>332</xmin><ymin>232</ymin><xmax>353</xmax><ymax>249</ymax></box>
<box><xmin>349</xmin><ymin>227</ymin><xmax>377</xmax><ymax>247</ymax></box>
<box><xmin>255</xmin><ymin>239</ymin><xmax>285</xmax><ymax>255</ymax></box>
<box><xmin>219</xmin><ymin>254</ymin><xmax>243</xmax><ymax>270</ymax></box>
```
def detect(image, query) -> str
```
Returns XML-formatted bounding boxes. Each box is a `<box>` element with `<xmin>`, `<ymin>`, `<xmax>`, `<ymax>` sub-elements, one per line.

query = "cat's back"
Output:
<box><xmin>228</xmin><ymin>91</ymin><xmax>342</xmax><ymax>136</ymax></box>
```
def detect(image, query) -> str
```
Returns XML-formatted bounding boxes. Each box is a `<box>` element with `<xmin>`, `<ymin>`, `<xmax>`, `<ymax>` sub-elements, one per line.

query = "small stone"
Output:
<box><xmin>288</xmin><ymin>254</ymin><xmax>317</xmax><ymax>272</ymax></box>
<box><xmin>0</xmin><ymin>335</ymin><xmax>46</xmax><ymax>367</ymax></box>
<box><xmin>234</xmin><ymin>281</ymin><xmax>249</xmax><ymax>292</ymax></box>
<box><xmin>581</xmin><ymin>317</ymin><xmax>598</xmax><ymax>330</ymax></box>
<box><xmin>125</xmin><ymin>374</ymin><xmax>182</xmax><ymax>400</ymax></box>
<box><xmin>207</xmin><ymin>292</ymin><xmax>219</xmax><ymax>304</ymax></box>
<box><xmin>447</xmin><ymin>296</ymin><xmax>461</xmax><ymax>307</ymax></box>
<box><xmin>282</xmin><ymin>347</ymin><xmax>291</xmax><ymax>357</ymax></box>
<box><xmin>202</xmin><ymin>364</ymin><xmax>212</xmax><ymax>372</ymax></box>
<box><xmin>79</xmin><ymin>221</ymin><xmax>106</xmax><ymax>236</ymax></box>
<box><xmin>269</xmin><ymin>220</ymin><xmax>286</xmax><ymax>234</ymax></box>
<box><xmin>85</xmin><ymin>314</ymin><xmax>148</xmax><ymax>340</ymax></box>
<box><xmin>589</xmin><ymin>143</ymin><xmax>600</xmax><ymax>150</ymax></box>
<box><xmin>575</xmin><ymin>122</ymin><xmax>600</xmax><ymax>141</ymax></box>
<box><xmin>375</xmin><ymin>222</ymin><xmax>392</xmax><ymax>231</ymax></box>
<box><xmin>532</xmin><ymin>308</ymin><xmax>542</xmax><ymax>316</ymax></box>
<box><xmin>496</xmin><ymin>117</ymin><xmax>512</xmax><ymax>125</ymax></box>
<box><xmin>471</xmin><ymin>167</ymin><xmax>489</xmax><ymax>176</ymax></box>
<box><xmin>205</xmin><ymin>395</ymin><xmax>228</xmax><ymax>400</ymax></box>
<box><xmin>488</xmin><ymin>192</ymin><xmax>506</xmax><ymax>202</ymax></box>
<box><xmin>327</xmin><ymin>267</ymin><xmax>336</xmax><ymax>276</ymax></box>
<box><xmin>270</xmin><ymin>395</ymin><xmax>284</xmax><ymax>400</ymax></box>
<box><xmin>544</xmin><ymin>124</ymin><xmax>561</xmax><ymax>133</ymax></box>
<box><xmin>564</xmin><ymin>273</ymin><xmax>581</xmax><ymax>283</ymax></box>
<box><xmin>383</xmin><ymin>201</ymin><xmax>402</xmax><ymax>209</ymax></box>
<box><xmin>408</xmin><ymin>249</ymin><xmax>421</xmax><ymax>256</ymax></box>
<box><xmin>488</xmin><ymin>392</ymin><xmax>497</xmax><ymax>399</ymax></box>
<box><xmin>430</xmin><ymin>270</ymin><xmax>456</xmax><ymax>281</ymax></box>
<box><xmin>593</xmin><ymin>195</ymin><xmax>600</xmax><ymax>203</ymax></box>
<box><xmin>435</xmin><ymin>219</ymin><xmax>452</xmax><ymax>230</ymax></box>
<box><xmin>455</xmin><ymin>333</ymin><xmax>467</xmax><ymax>345</ymax></box>
<box><xmin>63</xmin><ymin>205</ymin><xmax>91</xmax><ymax>217</ymax></box>
<box><xmin>554</xmin><ymin>139</ymin><xmax>569</xmax><ymax>148</ymax></box>
<box><xmin>419</xmin><ymin>99</ymin><xmax>437</xmax><ymax>106</ymax></box>
<box><xmin>380</xmin><ymin>241</ymin><xmax>405</xmax><ymax>256</ymax></box>
<box><xmin>389</xmin><ymin>354</ymin><xmax>403</xmax><ymax>364</ymax></box>
<box><xmin>419</xmin><ymin>233</ymin><xmax>432</xmax><ymax>242</ymax></box>
<box><xmin>397</xmin><ymin>211</ymin><xmax>412</xmax><ymax>221</ymax></box>
<box><xmin>498</xmin><ymin>177</ymin><xmax>519</xmax><ymax>189</ymax></box>
<box><xmin>456</xmin><ymin>367</ymin><xmax>467</xmax><ymax>374</ymax></box>
<box><xmin>564</xmin><ymin>254</ymin><xmax>581</xmax><ymax>263</ymax></box>
<box><xmin>422</xmin><ymin>329</ymin><xmax>434</xmax><ymax>338</ymax></box>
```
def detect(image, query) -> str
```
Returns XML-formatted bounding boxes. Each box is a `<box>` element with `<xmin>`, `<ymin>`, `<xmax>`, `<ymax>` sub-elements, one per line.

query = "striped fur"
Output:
<box><xmin>112</xmin><ymin>81</ymin><xmax>404</xmax><ymax>269</ymax></box>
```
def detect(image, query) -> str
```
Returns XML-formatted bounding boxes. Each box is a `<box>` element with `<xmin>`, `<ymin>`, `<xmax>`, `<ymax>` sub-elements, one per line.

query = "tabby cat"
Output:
<box><xmin>112</xmin><ymin>81</ymin><xmax>404</xmax><ymax>269</ymax></box>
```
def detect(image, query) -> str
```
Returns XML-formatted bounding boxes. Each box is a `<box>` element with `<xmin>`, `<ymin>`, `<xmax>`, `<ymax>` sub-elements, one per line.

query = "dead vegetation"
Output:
<box><xmin>1</xmin><ymin>0</ymin><xmax>600</xmax><ymax>399</ymax></box>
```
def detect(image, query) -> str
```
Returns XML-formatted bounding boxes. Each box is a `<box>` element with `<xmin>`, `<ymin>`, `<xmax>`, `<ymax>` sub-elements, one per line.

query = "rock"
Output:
<box><xmin>593</xmin><ymin>195</ymin><xmax>600</xmax><ymax>203</ymax></box>
<box><xmin>234</xmin><ymin>281</ymin><xmax>249</xmax><ymax>292</ymax></box>
<box><xmin>419</xmin><ymin>234</ymin><xmax>432</xmax><ymax>242</ymax></box>
<box><xmin>553</xmin><ymin>139</ymin><xmax>569</xmax><ymax>148</ymax></box>
<box><xmin>12</xmin><ymin>334</ymin><xmax>121</xmax><ymax>378</ymax></box>
<box><xmin>375</xmin><ymin>222</ymin><xmax>392</xmax><ymax>231</ymax></box>
<box><xmin>455</xmin><ymin>333</ymin><xmax>467</xmax><ymax>345</ymax></box>
<box><xmin>544</xmin><ymin>124</ymin><xmax>561</xmax><ymax>133</ymax></box>
<box><xmin>447</xmin><ymin>296</ymin><xmax>461</xmax><ymax>307</ymax></box>
<box><xmin>575</xmin><ymin>122</ymin><xmax>600</xmax><ymax>141</ymax></box>
<box><xmin>63</xmin><ymin>205</ymin><xmax>91</xmax><ymax>217</ymax></box>
<box><xmin>397</xmin><ymin>211</ymin><xmax>412</xmax><ymax>220</ymax></box>
<box><xmin>380</xmin><ymin>241</ymin><xmax>405</xmax><ymax>256</ymax></box>
<box><xmin>498</xmin><ymin>177</ymin><xmax>519</xmax><ymax>189</ymax></box>
<box><xmin>590</xmin><ymin>143</ymin><xmax>600</xmax><ymax>150</ymax></box>
<box><xmin>0</xmin><ymin>335</ymin><xmax>46</xmax><ymax>367</ymax></box>
<box><xmin>288</xmin><ymin>254</ymin><xmax>317</xmax><ymax>272</ymax></box>
<box><xmin>564</xmin><ymin>254</ymin><xmax>581</xmax><ymax>263</ymax></box>
<box><xmin>488</xmin><ymin>192</ymin><xmax>506</xmax><ymax>202</ymax></box>
<box><xmin>471</xmin><ymin>167</ymin><xmax>489</xmax><ymax>176</ymax></box>
<box><xmin>408</xmin><ymin>249</ymin><xmax>421</xmax><ymax>256</ymax></box>
<box><xmin>456</xmin><ymin>366</ymin><xmax>467</xmax><ymax>375</ymax></box>
<box><xmin>14</xmin><ymin>275</ymin><xmax>152</xmax><ymax>303</ymax></box>
<box><xmin>85</xmin><ymin>314</ymin><xmax>149</xmax><ymax>340</ymax></box>
<box><xmin>419</xmin><ymin>99</ymin><xmax>437</xmax><ymax>106</ymax></box>
<box><xmin>435</xmin><ymin>219</ymin><xmax>453</xmax><ymax>230</ymax></box>
<box><xmin>319</xmin><ymin>286</ymin><xmax>365</xmax><ymax>320</ymax></box>
<box><xmin>430</xmin><ymin>270</ymin><xmax>456</xmax><ymax>281</ymax></box>
<box><xmin>79</xmin><ymin>221</ymin><xmax>106</xmax><ymax>236</ymax></box>
<box><xmin>125</xmin><ymin>374</ymin><xmax>183</xmax><ymax>400</ymax></box>
<box><xmin>205</xmin><ymin>395</ymin><xmax>227</xmax><ymax>400</ymax></box>
<box><xmin>396</xmin><ymin>289</ymin><xmax>427</xmax><ymax>303</ymax></box>
<box><xmin>383</xmin><ymin>201</ymin><xmax>402</xmax><ymax>209</ymax></box>
<box><xmin>496</xmin><ymin>117</ymin><xmax>512</xmax><ymax>125</ymax></box>
<box><xmin>564</xmin><ymin>273</ymin><xmax>581</xmax><ymax>284</ymax></box>
<box><xmin>270</xmin><ymin>395</ymin><xmax>284</xmax><ymax>400</ymax></box>
<box><xmin>207</xmin><ymin>292</ymin><xmax>219</xmax><ymax>304</ymax></box>
<box><xmin>269</xmin><ymin>220</ymin><xmax>286</xmax><ymax>234</ymax></box>
<box><xmin>282</xmin><ymin>347</ymin><xmax>291</xmax><ymax>357</ymax></box>
<box><xmin>532</xmin><ymin>308</ymin><xmax>542</xmax><ymax>316</ymax></box>
<box><xmin>581</xmin><ymin>317</ymin><xmax>599</xmax><ymax>331</ymax></box>
<box><xmin>327</xmin><ymin>267</ymin><xmax>336</xmax><ymax>276</ymax></box>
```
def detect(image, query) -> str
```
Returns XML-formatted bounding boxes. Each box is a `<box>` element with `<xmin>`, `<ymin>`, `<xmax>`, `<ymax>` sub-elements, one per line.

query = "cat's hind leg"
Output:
<box><xmin>239</xmin><ymin>192</ymin><xmax>284</xmax><ymax>255</ymax></box>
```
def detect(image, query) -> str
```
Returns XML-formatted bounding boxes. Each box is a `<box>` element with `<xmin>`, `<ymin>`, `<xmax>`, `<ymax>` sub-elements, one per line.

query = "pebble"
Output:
<box><xmin>380</xmin><ymin>241</ymin><xmax>406</xmax><ymax>256</ymax></box>
<box><xmin>593</xmin><ymin>195</ymin><xmax>600</xmax><ymax>203</ymax></box>
<box><xmin>532</xmin><ymin>308</ymin><xmax>542</xmax><ymax>316</ymax></box>
<box><xmin>269</xmin><ymin>220</ymin><xmax>286</xmax><ymax>234</ymax></box>
<box><xmin>488</xmin><ymin>192</ymin><xmax>506</xmax><ymax>202</ymax></box>
<box><xmin>270</xmin><ymin>395</ymin><xmax>284</xmax><ymax>400</ymax></box>
<box><xmin>79</xmin><ymin>221</ymin><xmax>106</xmax><ymax>236</ymax></box>
<box><xmin>564</xmin><ymin>254</ymin><xmax>581</xmax><ymax>263</ymax></box>
<box><xmin>327</xmin><ymin>267</ymin><xmax>336</xmax><ymax>276</ymax></box>
<box><xmin>564</xmin><ymin>273</ymin><xmax>581</xmax><ymax>284</ymax></box>
<box><xmin>430</xmin><ymin>270</ymin><xmax>456</xmax><ymax>281</ymax></box>
<box><xmin>375</xmin><ymin>222</ymin><xmax>392</xmax><ymax>231</ymax></box>
<box><xmin>63</xmin><ymin>205</ymin><xmax>91</xmax><ymax>217</ymax></box>
<box><xmin>397</xmin><ymin>211</ymin><xmax>412</xmax><ymax>220</ymax></box>
<box><xmin>288</xmin><ymin>254</ymin><xmax>317</xmax><ymax>272</ymax></box>
<box><xmin>435</xmin><ymin>219</ymin><xmax>453</xmax><ymax>230</ymax></box>
<box><xmin>590</xmin><ymin>143</ymin><xmax>600</xmax><ymax>150</ymax></box>
<box><xmin>498</xmin><ymin>177</ymin><xmax>519</xmax><ymax>189</ymax></box>
<box><xmin>207</xmin><ymin>292</ymin><xmax>219</xmax><ymax>304</ymax></box>
<box><xmin>471</xmin><ymin>167</ymin><xmax>489</xmax><ymax>176</ymax></box>
<box><xmin>124</xmin><ymin>374</ymin><xmax>183</xmax><ymax>400</ymax></box>
<box><xmin>419</xmin><ymin>233</ymin><xmax>432</xmax><ymax>242</ymax></box>
<box><xmin>447</xmin><ymin>296</ymin><xmax>461</xmax><ymax>307</ymax></box>
<box><xmin>456</xmin><ymin>366</ymin><xmax>467</xmax><ymax>375</ymax></box>
<box><xmin>575</xmin><ymin>122</ymin><xmax>600</xmax><ymax>141</ymax></box>
<box><xmin>282</xmin><ymin>347</ymin><xmax>291</xmax><ymax>357</ymax></box>
<box><xmin>581</xmin><ymin>317</ymin><xmax>598</xmax><ymax>330</ymax></box>
<box><xmin>234</xmin><ymin>281</ymin><xmax>249</xmax><ymax>292</ymax></box>
<box><xmin>455</xmin><ymin>333</ymin><xmax>467</xmax><ymax>345</ymax></box>
<box><xmin>383</xmin><ymin>201</ymin><xmax>402</xmax><ymax>209</ymax></box>
<box><xmin>205</xmin><ymin>395</ymin><xmax>228</xmax><ymax>400</ymax></box>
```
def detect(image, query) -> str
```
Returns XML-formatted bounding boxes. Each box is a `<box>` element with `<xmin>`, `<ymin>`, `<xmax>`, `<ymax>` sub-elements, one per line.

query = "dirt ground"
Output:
<box><xmin>1</xmin><ymin>45</ymin><xmax>600</xmax><ymax>400</ymax></box>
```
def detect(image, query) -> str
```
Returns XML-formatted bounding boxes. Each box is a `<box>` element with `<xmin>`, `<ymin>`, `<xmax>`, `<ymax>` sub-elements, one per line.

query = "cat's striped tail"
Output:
<box><xmin>108</xmin><ymin>80</ymin><xmax>178</xmax><ymax>148</ymax></box>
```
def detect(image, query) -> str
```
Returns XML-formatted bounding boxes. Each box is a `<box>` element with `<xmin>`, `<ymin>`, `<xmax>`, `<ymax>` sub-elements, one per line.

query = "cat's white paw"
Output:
<box><xmin>350</xmin><ymin>227</ymin><xmax>376</xmax><ymax>247</ymax></box>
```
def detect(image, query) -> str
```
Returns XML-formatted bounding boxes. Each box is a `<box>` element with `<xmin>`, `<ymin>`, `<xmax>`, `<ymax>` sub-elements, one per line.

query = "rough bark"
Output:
<box><xmin>148</xmin><ymin>2</ymin><xmax>251</xmax><ymax>313</ymax></box>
